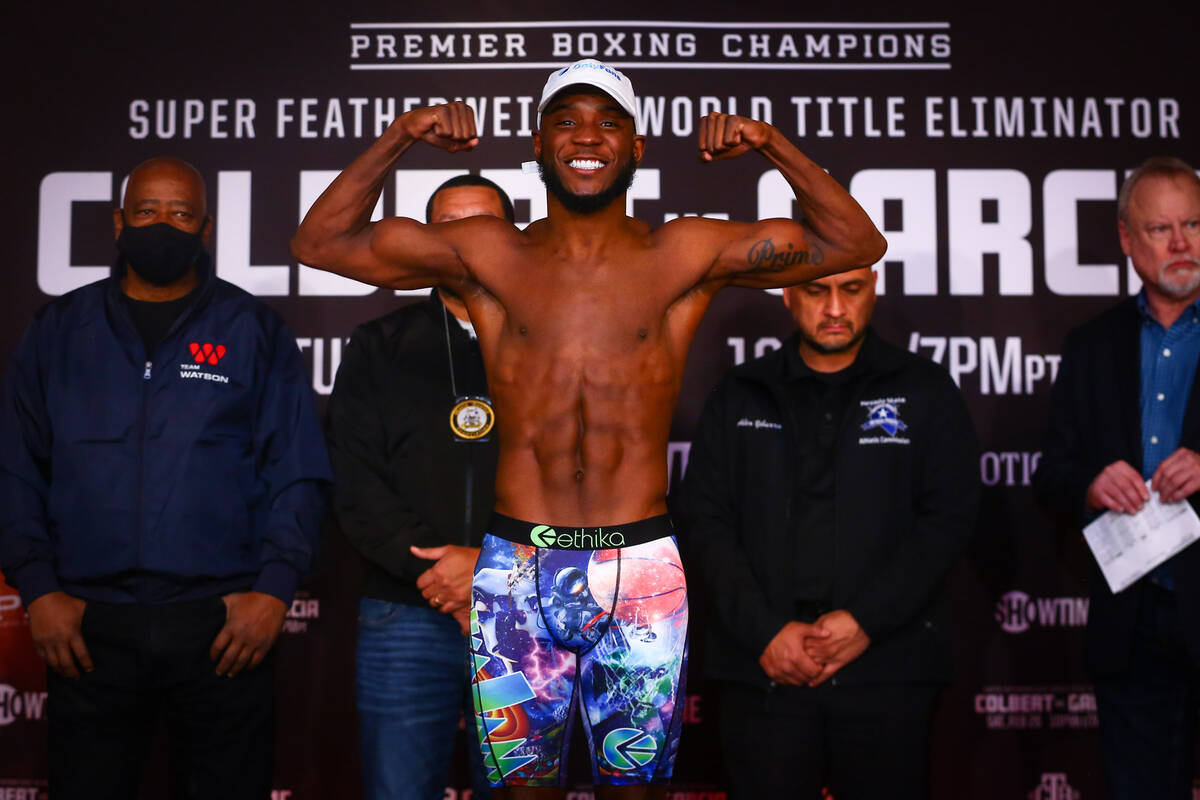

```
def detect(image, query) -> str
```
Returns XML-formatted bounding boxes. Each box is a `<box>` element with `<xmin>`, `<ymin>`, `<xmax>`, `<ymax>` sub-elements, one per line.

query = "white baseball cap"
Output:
<box><xmin>537</xmin><ymin>59</ymin><xmax>638</xmax><ymax>130</ymax></box>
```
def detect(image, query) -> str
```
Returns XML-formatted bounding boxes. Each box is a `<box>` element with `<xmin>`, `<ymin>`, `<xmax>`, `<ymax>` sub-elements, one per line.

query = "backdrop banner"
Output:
<box><xmin>3</xmin><ymin>2</ymin><xmax>1196</xmax><ymax>798</ymax></box>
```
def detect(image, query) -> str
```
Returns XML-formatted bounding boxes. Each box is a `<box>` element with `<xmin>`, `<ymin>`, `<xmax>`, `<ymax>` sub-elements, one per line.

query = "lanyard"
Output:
<box><xmin>443</xmin><ymin>301</ymin><xmax>495</xmax><ymax>441</ymax></box>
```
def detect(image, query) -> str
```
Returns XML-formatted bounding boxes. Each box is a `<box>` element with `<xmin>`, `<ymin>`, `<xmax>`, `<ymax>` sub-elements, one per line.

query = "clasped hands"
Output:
<box><xmin>759</xmin><ymin>610</ymin><xmax>870</xmax><ymax>688</ymax></box>
<box><xmin>412</xmin><ymin>544</ymin><xmax>479</xmax><ymax>634</ymax></box>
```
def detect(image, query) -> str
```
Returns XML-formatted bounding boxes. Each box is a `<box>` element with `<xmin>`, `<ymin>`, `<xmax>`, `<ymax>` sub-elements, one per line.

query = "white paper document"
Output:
<box><xmin>1083</xmin><ymin>481</ymin><xmax>1200</xmax><ymax>593</ymax></box>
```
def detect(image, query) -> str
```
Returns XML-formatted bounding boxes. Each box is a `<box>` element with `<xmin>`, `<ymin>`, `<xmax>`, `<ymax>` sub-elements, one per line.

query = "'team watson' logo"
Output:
<box><xmin>189</xmin><ymin>342</ymin><xmax>226</xmax><ymax>366</ymax></box>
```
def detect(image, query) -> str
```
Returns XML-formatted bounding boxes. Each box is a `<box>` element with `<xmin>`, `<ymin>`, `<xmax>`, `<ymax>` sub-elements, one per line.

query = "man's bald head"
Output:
<box><xmin>128</xmin><ymin>156</ymin><xmax>204</xmax><ymax>181</ymax></box>
<box><xmin>116</xmin><ymin>156</ymin><xmax>210</xmax><ymax>239</ymax></box>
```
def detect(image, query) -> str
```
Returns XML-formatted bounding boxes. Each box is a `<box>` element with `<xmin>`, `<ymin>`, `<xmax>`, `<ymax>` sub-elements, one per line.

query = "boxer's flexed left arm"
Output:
<box><xmin>695</xmin><ymin>113</ymin><xmax>886</xmax><ymax>289</ymax></box>
<box><xmin>292</xmin><ymin>102</ymin><xmax>494</xmax><ymax>291</ymax></box>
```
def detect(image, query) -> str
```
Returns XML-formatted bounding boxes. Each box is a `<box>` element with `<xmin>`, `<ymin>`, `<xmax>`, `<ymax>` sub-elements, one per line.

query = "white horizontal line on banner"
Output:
<box><xmin>350</xmin><ymin>62</ymin><xmax>952</xmax><ymax>71</ymax></box>
<box><xmin>350</xmin><ymin>20</ymin><xmax>951</xmax><ymax>30</ymax></box>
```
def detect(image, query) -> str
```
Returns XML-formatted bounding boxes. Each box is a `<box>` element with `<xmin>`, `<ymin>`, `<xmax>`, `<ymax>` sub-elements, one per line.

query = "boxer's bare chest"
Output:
<box><xmin>460</xmin><ymin>224</ymin><xmax>717</xmax><ymax>521</ymax></box>
<box><xmin>470</xmin><ymin>235</ymin><xmax>710</xmax><ymax>385</ymax></box>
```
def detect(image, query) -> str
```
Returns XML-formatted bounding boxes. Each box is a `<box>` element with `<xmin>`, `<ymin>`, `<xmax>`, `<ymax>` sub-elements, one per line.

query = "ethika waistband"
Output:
<box><xmin>488</xmin><ymin>512</ymin><xmax>674</xmax><ymax>550</ymax></box>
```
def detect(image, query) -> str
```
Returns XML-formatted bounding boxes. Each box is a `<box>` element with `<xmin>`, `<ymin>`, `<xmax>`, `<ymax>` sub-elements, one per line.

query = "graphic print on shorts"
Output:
<box><xmin>469</xmin><ymin>529</ymin><xmax>688</xmax><ymax>787</ymax></box>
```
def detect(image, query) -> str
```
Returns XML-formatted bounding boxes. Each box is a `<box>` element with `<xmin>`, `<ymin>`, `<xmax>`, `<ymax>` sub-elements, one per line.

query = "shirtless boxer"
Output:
<box><xmin>293</xmin><ymin>60</ymin><xmax>886</xmax><ymax>800</ymax></box>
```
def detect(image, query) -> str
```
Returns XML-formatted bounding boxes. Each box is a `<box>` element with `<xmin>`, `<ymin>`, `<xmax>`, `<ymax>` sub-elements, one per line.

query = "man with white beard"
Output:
<box><xmin>1035</xmin><ymin>156</ymin><xmax>1200</xmax><ymax>800</ymax></box>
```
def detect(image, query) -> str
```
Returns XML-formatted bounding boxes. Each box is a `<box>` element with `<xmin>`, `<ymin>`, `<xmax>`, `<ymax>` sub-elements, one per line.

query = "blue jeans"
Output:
<box><xmin>357</xmin><ymin>598</ymin><xmax>492</xmax><ymax>800</ymax></box>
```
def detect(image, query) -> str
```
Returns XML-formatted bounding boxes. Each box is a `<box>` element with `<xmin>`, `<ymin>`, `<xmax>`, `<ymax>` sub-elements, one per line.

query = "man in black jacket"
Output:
<box><xmin>326</xmin><ymin>175</ymin><xmax>513</xmax><ymax>800</ymax></box>
<box><xmin>681</xmin><ymin>266</ymin><xmax>978</xmax><ymax>799</ymax></box>
<box><xmin>1034</xmin><ymin>157</ymin><xmax>1200</xmax><ymax>800</ymax></box>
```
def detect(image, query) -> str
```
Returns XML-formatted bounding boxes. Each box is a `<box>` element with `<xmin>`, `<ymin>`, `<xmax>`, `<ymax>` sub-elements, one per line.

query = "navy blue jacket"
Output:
<box><xmin>0</xmin><ymin>258</ymin><xmax>330</xmax><ymax>606</ymax></box>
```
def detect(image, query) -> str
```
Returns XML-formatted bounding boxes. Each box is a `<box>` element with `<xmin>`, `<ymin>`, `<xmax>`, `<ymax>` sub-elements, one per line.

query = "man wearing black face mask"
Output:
<box><xmin>0</xmin><ymin>157</ymin><xmax>330</xmax><ymax>799</ymax></box>
<box><xmin>114</xmin><ymin>160</ymin><xmax>211</xmax><ymax>352</ymax></box>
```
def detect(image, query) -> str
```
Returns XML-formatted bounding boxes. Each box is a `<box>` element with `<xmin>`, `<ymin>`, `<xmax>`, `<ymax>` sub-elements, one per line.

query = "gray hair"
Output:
<box><xmin>1118</xmin><ymin>156</ymin><xmax>1200</xmax><ymax>223</ymax></box>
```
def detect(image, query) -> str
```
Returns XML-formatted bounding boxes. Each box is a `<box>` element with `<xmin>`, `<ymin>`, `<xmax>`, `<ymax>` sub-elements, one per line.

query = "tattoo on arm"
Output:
<box><xmin>747</xmin><ymin>238</ymin><xmax>824</xmax><ymax>272</ymax></box>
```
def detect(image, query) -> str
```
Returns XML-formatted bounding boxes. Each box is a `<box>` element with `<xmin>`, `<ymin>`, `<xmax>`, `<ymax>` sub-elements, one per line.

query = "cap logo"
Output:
<box><xmin>570</xmin><ymin>62</ymin><xmax>623</xmax><ymax>82</ymax></box>
<box><xmin>538</xmin><ymin>59</ymin><xmax>638</xmax><ymax>132</ymax></box>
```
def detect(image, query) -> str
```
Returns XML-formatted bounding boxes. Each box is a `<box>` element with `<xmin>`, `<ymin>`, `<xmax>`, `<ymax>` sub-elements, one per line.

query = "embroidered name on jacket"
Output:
<box><xmin>179</xmin><ymin>342</ymin><xmax>230</xmax><ymax>383</ymax></box>
<box><xmin>858</xmin><ymin>397</ymin><xmax>910</xmax><ymax>445</ymax></box>
<box><xmin>736</xmin><ymin>417</ymin><xmax>783</xmax><ymax>430</ymax></box>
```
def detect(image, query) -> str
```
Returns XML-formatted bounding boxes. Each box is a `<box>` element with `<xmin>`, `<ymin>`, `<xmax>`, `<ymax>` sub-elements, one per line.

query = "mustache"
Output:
<box><xmin>1161</xmin><ymin>255</ymin><xmax>1200</xmax><ymax>271</ymax></box>
<box><xmin>1154</xmin><ymin>254</ymin><xmax>1200</xmax><ymax>299</ymax></box>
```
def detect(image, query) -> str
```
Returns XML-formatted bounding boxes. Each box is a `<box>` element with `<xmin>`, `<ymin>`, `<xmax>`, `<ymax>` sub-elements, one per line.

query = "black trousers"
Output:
<box><xmin>47</xmin><ymin>597</ymin><xmax>275</xmax><ymax>800</ymax></box>
<box><xmin>1095</xmin><ymin>584</ymin><xmax>1200</xmax><ymax>800</ymax></box>
<box><xmin>718</xmin><ymin>680</ymin><xmax>940</xmax><ymax>800</ymax></box>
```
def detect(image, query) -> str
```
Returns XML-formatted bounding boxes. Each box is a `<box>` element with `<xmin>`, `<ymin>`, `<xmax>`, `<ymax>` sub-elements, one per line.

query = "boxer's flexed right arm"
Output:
<box><xmin>291</xmin><ymin>102</ymin><xmax>483</xmax><ymax>290</ymax></box>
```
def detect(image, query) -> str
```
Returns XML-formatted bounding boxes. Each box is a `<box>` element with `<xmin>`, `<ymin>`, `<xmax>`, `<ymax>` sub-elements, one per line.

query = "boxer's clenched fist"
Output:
<box><xmin>698</xmin><ymin>113</ymin><xmax>773</xmax><ymax>162</ymax></box>
<box><xmin>399</xmin><ymin>102</ymin><xmax>479</xmax><ymax>153</ymax></box>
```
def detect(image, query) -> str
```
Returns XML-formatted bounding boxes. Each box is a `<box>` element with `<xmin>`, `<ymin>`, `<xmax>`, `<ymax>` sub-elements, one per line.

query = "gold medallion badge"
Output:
<box><xmin>450</xmin><ymin>397</ymin><xmax>495</xmax><ymax>440</ymax></box>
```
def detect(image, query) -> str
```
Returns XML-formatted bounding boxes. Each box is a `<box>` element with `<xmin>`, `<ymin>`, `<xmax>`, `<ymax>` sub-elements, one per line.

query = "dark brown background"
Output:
<box><xmin>1</xmin><ymin>1</ymin><xmax>1196</xmax><ymax>797</ymax></box>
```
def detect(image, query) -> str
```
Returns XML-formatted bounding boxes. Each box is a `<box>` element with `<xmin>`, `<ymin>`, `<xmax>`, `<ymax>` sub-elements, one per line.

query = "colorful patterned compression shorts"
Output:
<box><xmin>468</xmin><ymin>513</ymin><xmax>689</xmax><ymax>788</ymax></box>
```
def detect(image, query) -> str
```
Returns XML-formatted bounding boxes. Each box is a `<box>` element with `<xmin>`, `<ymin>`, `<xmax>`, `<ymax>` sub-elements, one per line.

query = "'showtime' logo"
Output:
<box><xmin>995</xmin><ymin>591</ymin><xmax>1088</xmax><ymax>634</ymax></box>
<box><xmin>0</xmin><ymin>684</ymin><xmax>47</xmax><ymax>726</ymax></box>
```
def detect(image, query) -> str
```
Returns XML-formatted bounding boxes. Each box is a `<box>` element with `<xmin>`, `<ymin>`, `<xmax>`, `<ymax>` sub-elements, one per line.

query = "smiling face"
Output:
<box><xmin>783</xmin><ymin>267</ymin><xmax>877</xmax><ymax>370</ymax></box>
<box><xmin>533</xmin><ymin>88</ymin><xmax>644</xmax><ymax>215</ymax></box>
<box><xmin>1120</xmin><ymin>174</ymin><xmax>1200</xmax><ymax>302</ymax></box>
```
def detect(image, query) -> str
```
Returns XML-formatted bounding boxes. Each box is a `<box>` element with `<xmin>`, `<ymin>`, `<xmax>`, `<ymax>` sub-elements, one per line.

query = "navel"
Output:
<box><xmin>519</xmin><ymin>325</ymin><xmax>528</xmax><ymax>336</ymax></box>
<box><xmin>637</xmin><ymin>327</ymin><xmax>648</xmax><ymax>340</ymax></box>
<box><xmin>575</xmin><ymin>469</ymin><xmax>585</xmax><ymax>483</ymax></box>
